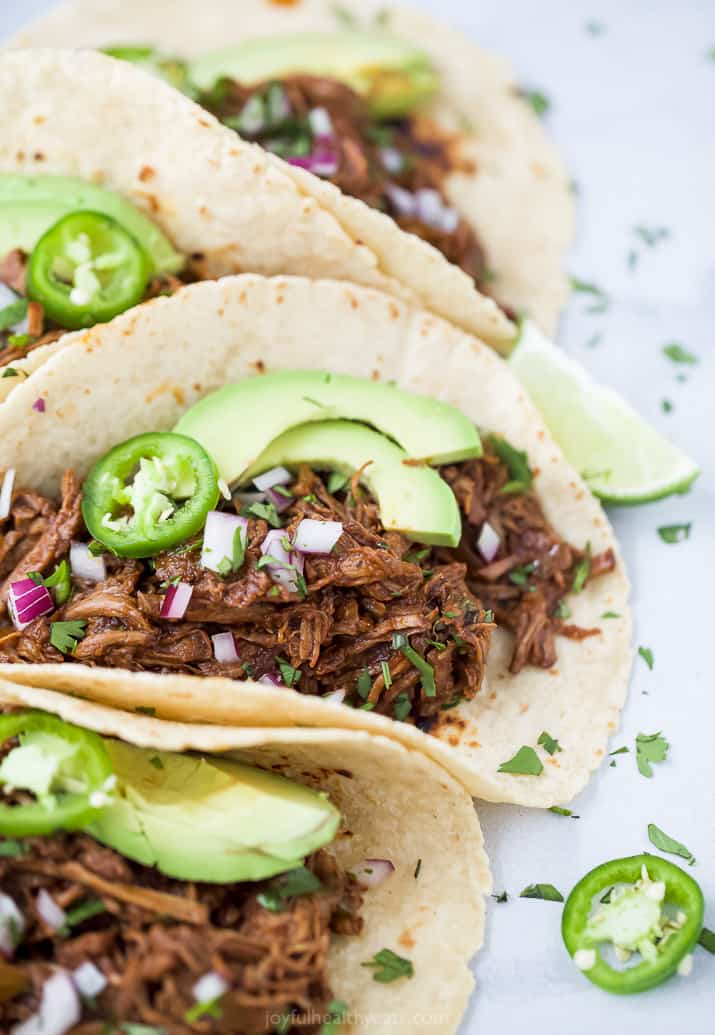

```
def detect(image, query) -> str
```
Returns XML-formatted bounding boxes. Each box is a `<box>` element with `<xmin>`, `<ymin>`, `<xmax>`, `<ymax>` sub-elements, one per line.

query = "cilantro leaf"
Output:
<box><xmin>549</xmin><ymin>806</ymin><xmax>578</xmax><ymax>818</ymax></box>
<box><xmin>638</xmin><ymin>646</ymin><xmax>654</xmax><ymax>670</ymax></box>
<box><xmin>554</xmin><ymin>599</ymin><xmax>571</xmax><ymax>619</ymax></box>
<box><xmin>0</xmin><ymin>298</ymin><xmax>28</xmax><ymax>332</ymax></box>
<box><xmin>570</xmin><ymin>277</ymin><xmax>609</xmax><ymax>313</ymax></box>
<box><xmin>356</xmin><ymin>669</ymin><xmax>372</xmax><ymax>700</ymax></box>
<box><xmin>276</xmin><ymin>656</ymin><xmax>301</xmax><ymax>687</ymax></box>
<box><xmin>538</xmin><ymin>731</ymin><xmax>562</xmax><ymax>755</ymax></box>
<box><xmin>380</xmin><ymin>660</ymin><xmax>392</xmax><ymax>689</ymax></box>
<box><xmin>509</xmin><ymin>562</ymin><xmax>535</xmax><ymax>587</ymax></box>
<box><xmin>698</xmin><ymin>928</ymin><xmax>715</xmax><ymax>954</ymax></box>
<box><xmin>320</xmin><ymin>1000</ymin><xmax>350</xmax><ymax>1035</ymax></box>
<box><xmin>571</xmin><ymin>543</ymin><xmax>592</xmax><ymax>593</ymax></box>
<box><xmin>498</xmin><ymin>746</ymin><xmax>543</xmax><ymax>776</ymax></box>
<box><xmin>635</xmin><ymin>732</ymin><xmax>669</xmax><ymax>778</ymax></box>
<box><xmin>393</xmin><ymin>693</ymin><xmax>411</xmax><ymax>721</ymax></box>
<box><xmin>647</xmin><ymin>823</ymin><xmax>695</xmax><ymax>865</ymax></box>
<box><xmin>520</xmin><ymin>883</ymin><xmax>564</xmax><ymax>902</ymax></box>
<box><xmin>61</xmin><ymin>898</ymin><xmax>106</xmax><ymax>933</ymax></box>
<box><xmin>522</xmin><ymin>89</ymin><xmax>550</xmax><ymax>117</ymax></box>
<box><xmin>327</xmin><ymin>472</ymin><xmax>349</xmax><ymax>494</ymax></box>
<box><xmin>50</xmin><ymin>620</ymin><xmax>87</xmax><ymax>655</ymax></box>
<box><xmin>489</xmin><ymin>435</ymin><xmax>533</xmax><ymax>494</ymax></box>
<box><xmin>0</xmin><ymin>839</ymin><xmax>26</xmax><ymax>857</ymax></box>
<box><xmin>663</xmin><ymin>342</ymin><xmax>698</xmax><ymax>365</ymax></box>
<box><xmin>492</xmin><ymin>890</ymin><xmax>508</xmax><ymax>903</ymax></box>
<box><xmin>392</xmin><ymin>633</ymin><xmax>436</xmax><ymax>697</ymax></box>
<box><xmin>244</xmin><ymin>500</ymin><xmax>282</xmax><ymax>528</ymax></box>
<box><xmin>256</xmin><ymin>866</ymin><xmax>322</xmax><ymax>912</ymax></box>
<box><xmin>609</xmin><ymin>746</ymin><xmax>629</xmax><ymax>756</ymax></box>
<box><xmin>41</xmin><ymin>560</ymin><xmax>72</xmax><ymax>605</ymax></box>
<box><xmin>657</xmin><ymin>523</ymin><xmax>691</xmax><ymax>544</ymax></box>
<box><xmin>601</xmin><ymin>611</ymin><xmax>621</xmax><ymax>619</ymax></box>
<box><xmin>361</xmin><ymin>948</ymin><xmax>414</xmax><ymax>983</ymax></box>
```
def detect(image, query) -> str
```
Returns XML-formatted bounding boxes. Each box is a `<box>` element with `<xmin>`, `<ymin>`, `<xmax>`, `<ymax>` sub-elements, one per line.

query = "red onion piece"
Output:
<box><xmin>293</xmin><ymin>519</ymin><xmax>343</xmax><ymax>555</ymax></box>
<box><xmin>8</xmin><ymin>580</ymin><xmax>54</xmax><ymax>631</ymax></box>
<box><xmin>264</xmin><ymin>486</ymin><xmax>294</xmax><ymax>513</ymax></box>
<box><xmin>0</xmin><ymin>893</ymin><xmax>25</xmax><ymax>958</ymax></box>
<box><xmin>379</xmin><ymin>147</ymin><xmax>405</xmax><ymax>174</ymax></box>
<box><xmin>69</xmin><ymin>541</ymin><xmax>106</xmax><ymax>583</ymax></box>
<box><xmin>287</xmin><ymin>147</ymin><xmax>339</xmax><ymax>177</ymax></box>
<box><xmin>415</xmin><ymin>188</ymin><xmax>460</xmax><ymax>233</ymax></box>
<box><xmin>0</xmin><ymin>468</ymin><xmax>15</xmax><ymax>521</ymax></box>
<box><xmin>234</xmin><ymin>490</ymin><xmax>265</xmax><ymax>506</ymax></box>
<box><xmin>36</xmin><ymin>889</ymin><xmax>67</xmax><ymax>932</ymax></box>
<box><xmin>476</xmin><ymin>521</ymin><xmax>500</xmax><ymax>563</ymax></box>
<box><xmin>201</xmin><ymin>511</ymin><xmax>248</xmax><ymax>575</ymax></box>
<box><xmin>350</xmin><ymin>858</ymin><xmax>395</xmax><ymax>888</ymax></box>
<box><xmin>385</xmin><ymin>184</ymin><xmax>417</xmax><ymax>218</ymax></box>
<box><xmin>192</xmin><ymin>970</ymin><xmax>229</xmax><ymax>1004</ymax></box>
<box><xmin>260</xmin><ymin>528</ymin><xmax>304</xmax><ymax>591</ymax></box>
<box><xmin>160</xmin><ymin>581</ymin><xmax>193</xmax><ymax>620</ymax></box>
<box><xmin>253</xmin><ymin>466</ymin><xmax>292</xmax><ymax>493</ymax></box>
<box><xmin>13</xmin><ymin>970</ymin><xmax>81</xmax><ymax>1035</ymax></box>
<box><xmin>73</xmin><ymin>960</ymin><xmax>107</xmax><ymax>998</ymax></box>
<box><xmin>258</xmin><ymin>672</ymin><xmax>283</xmax><ymax>686</ymax></box>
<box><xmin>212</xmin><ymin>631</ymin><xmax>238</xmax><ymax>664</ymax></box>
<box><xmin>308</xmin><ymin>106</ymin><xmax>334</xmax><ymax>139</ymax></box>
<box><xmin>32</xmin><ymin>398</ymin><xmax>45</xmax><ymax>413</ymax></box>
<box><xmin>322</xmin><ymin>688</ymin><xmax>346</xmax><ymax>705</ymax></box>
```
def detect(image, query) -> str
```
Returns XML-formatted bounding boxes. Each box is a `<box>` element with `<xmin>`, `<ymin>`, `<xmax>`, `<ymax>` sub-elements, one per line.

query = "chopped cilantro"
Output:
<box><xmin>391</xmin><ymin>633</ymin><xmax>436</xmax><ymax>697</ymax></box>
<box><xmin>585</xmin><ymin>331</ymin><xmax>603</xmax><ymax>349</ymax></box>
<box><xmin>601</xmin><ymin>611</ymin><xmax>621</xmax><ymax>619</ymax></box>
<box><xmin>522</xmin><ymin>89</ymin><xmax>550</xmax><ymax>117</ymax></box>
<box><xmin>2</xmin><ymin>367</ymin><xmax>25</xmax><ymax>379</ymax></box>
<box><xmin>62</xmin><ymin>898</ymin><xmax>106</xmax><ymax>932</ymax></box>
<box><xmin>698</xmin><ymin>928</ymin><xmax>715</xmax><ymax>954</ymax></box>
<box><xmin>635</xmin><ymin>732</ymin><xmax>669</xmax><ymax>778</ymax></box>
<box><xmin>492</xmin><ymin>890</ymin><xmax>508</xmax><ymax>903</ymax></box>
<box><xmin>393</xmin><ymin>693</ymin><xmax>411</xmax><ymax>721</ymax></box>
<box><xmin>570</xmin><ymin>277</ymin><xmax>609</xmax><ymax>313</ymax></box>
<box><xmin>276</xmin><ymin>656</ymin><xmax>301</xmax><ymax>687</ymax></box>
<box><xmin>520</xmin><ymin>883</ymin><xmax>564</xmax><ymax>902</ymax></box>
<box><xmin>361</xmin><ymin>948</ymin><xmax>414</xmax><ymax>983</ymax></box>
<box><xmin>244</xmin><ymin>500</ymin><xmax>282</xmax><ymax>528</ymax></box>
<box><xmin>0</xmin><ymin>298</ymin><xmax>28</xmax><ymax>331</ymax></box>
<box><xmin>498</xmin><ymin>746</ymin><xmax>543</xmax><ymax>776</ymax></box>
<box><xmin>657</xmin><ymin>522</ymin><xmax>691</xmax><ymax>544</ymax></box>
<box><xmin>122</xmin><ymin>1026</ymin><xmax>168</xmax><ymax>1035</ymax></box>
<box><xmin>149</xmin><ymin>755</ymin><xmax>164</xmax><ymax>770</ymax></box>
<box><xmin>554</xmin><ymin>599</ymin><xmax>571</xmax><ymax>620</ymax></box>
<box><xmin>571</xmin><ymin>543</ymin><xmax>592</xmax><ymax>593</ymax></box>
<box><xmin>509</xmin><ymin>562</ymin><xmax>535</xmax><ymax>587</ymax></box>
<box><xmin>331</xmin><ymin>3</ymin><xmax>356</xmax><ymax>26</ymax></box>
<box><xmin>357</xmin><ymin>669</ymin><xmax>372</xmax><ymax>700</ymax></box>
<box><xmin>609</xmin><ymin>746</ymin><xmax>629</xmax><ymax>756</ymax></box>
<box><xmin>638</xmin><ymin>646</ymin><xmax>654</xmax><ymax>670</ymax></box>
<box><xmin>380</xmin><ymin>660</ymin><xmax>392</xmax><ymax>689</ymax></box>
<box><xmin>320</xmin><ymin>1000</ymin><xmax>349</xmax><ymax>1035</ymax></box>
<box><xmin>50</xmin><ymin>620</ymin><xmax>87</xmax><ymax>655</ymax></box>
<box><xmin>549</xmin><ymin>806</ymin><xmax>578</xmax><ymax>818</ymax></box>
<box><xmin>274</xmin><ymin>1014</ymin><xmax>292</xmax><ymax>1035</ymax></box>
<box><xmin>663</xmin><ymin>342</ymin><xmax>698</xmax><ymax>365</ymax></box>
<box><xmin>0</xmin><ymin>839</ymin><xmax>26</xmax><ymax>857</ymax></box>
<box><xmin>327</xmin><ymin>471</ymin><xmax>349</xmax><ymax>494</ymax></box>
<box><xmin>184</xmin><ymin>998</ymin><xmax>222</xmax><ymax>1023</ymax></box>
<box><xmin>489</xmin><ymin>434</ymin><xmax>533</xmax><ymax>494</ymax></box>
<box><xmin>538</xmin><ymin>731</ymin><xmax>562</xmax><ymax>755</ymax></box>
<box><xmin>647</xmin><ymin>823</ymin><xmax>695</xmax><ymax>865</ymax></box>
<box><xmin>405</xmin><ymin>547</ymin><xmax>430</xmax><ymax>565</ymax></box>
<box><xmin>585</xmin><ymin>19</ymin><xmax>605</xmax><ymax>35</ymax></box>
<box><xmin>257</xmin><ymin>866</ymin><xmax>322</xmax><ymax>912</ymax></box>
<box><xmin>662</xmin><ymin>398</ymin><xmax>673</xmax><ymax>413</ymax></box>
<box><xmin>241</xmin><ymin>661</ymin><xmax>254</xmax><ymax>677</ymax></box>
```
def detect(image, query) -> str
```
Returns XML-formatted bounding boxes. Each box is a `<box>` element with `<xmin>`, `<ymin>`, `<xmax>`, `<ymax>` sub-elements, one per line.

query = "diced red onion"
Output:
<box><xmin>259</xmin><ymin>672</ymin><xmax>283</xmax><ymax>686</ymax></box>
<box><xmin>322</xmin><ymin>688</ymin><xmax>346</xmax><ymax>705</ymax></box>
<box><xmin>379</xmin><ymin>147</ymin><xmax>405</xmax><ymax>174</ymax></box>
<box><xmin>160</xmin><ymin>581</ymin><xmax>193</xmax><ymax>620</ymax></box>
<box><xmin>260</xmin><ymin>528</ymin><xmax>304</xmax><ymax>591</ymax></box>
<box><xmin>8</xmin><ymin>580</ymin><xmax>54</xmax><ymax>631</ymax></box>
<box><xmin>192</xmin><ymin>970</ymin><xmax>229</xmax><ymax>1003</ymax></box>
<box><xmin>287</xmin><ymin>147</ymin><xmax>339</xmax><ymax>177</ymax></box>
<box><xmin>308</xmin><ymin>106</ymin><xmax>334</xmax><ymax>140</ymax></box>
<box><xmin>0</xmin><ymin>468</ymin><xmax>15</xmax><ymax>521</ymax></box>
<box><xmin>12</xmin><ymin>970</ymin><xmax>81</xmax><ymax>1035</ymax></box>
<box><xmin>415</xmin><ymin>188</ymin><xmax>460</xmax><ymax>233</ymax></box>
<box><xmin>265</xmin><ymin>486</ymin><xmax>294</xmax><ymax>513</ymax></box>
<box><xmin>238</xmin><ymin>94</ymin><xmax>265</xmax><ymax>134</ymax></box>
<box><xmin>36</xmin><ymin>889</ymin><xmax>67</xmax><ymax>932</ymax></box>
<box><xmin>253</xmin><ymin>466</ymin><xmax>292</xmax><ymax>493</ymax></box>
<box><xmin>69</xmin><ymin>541</ymin><xmax>106</xmax><ymax>583</ymax></box>
<box><xmin>0</xmin><ymin>893</ymin><xmax>25</xmax><ymax>958</ymax></box>
<box><xmin>73</xmin><ymin>960</ymin><xmax>107</xmax><ymax>998</ymax></box>
<box><xmin>350</xmin><ymin>858</ymin><xmax>395</xmax><ymax>888</ymax></box>
<box><xmin>385</xmin><ymin>184</ymin><xmax>418</xmax><ymax>217</ymax></box>
<box><xmin>293</xmin><ymin>519</ymin><xmax>343</xmax><ymax>555</ymax></box>
<box><xmin>477</xmin><ymin>521</ymin><xmax>500</xmax><ymax>563</ymax></box>
<box><xmin>234</xmin><ymin>490</ymin><xmax>265</xmax><ymax>505</ymax></box>
<box><xmin>201</xmin><ymin>511</ymin><xmax>248</xmax><ymax>574</ymax></box>
<box><xmin>212</xmin><ymin>631</ymin><xmax>238</xmax><ymax>664</ymax></box>
<box><xmin>32</xmin><ymin>398</ymin><xmax>45</xmax><ymax>413</ymax></box>
<box><xmin>0</xmin><ymin>283</ymin><xmax>29</xmax><ymax>335</ymax></box>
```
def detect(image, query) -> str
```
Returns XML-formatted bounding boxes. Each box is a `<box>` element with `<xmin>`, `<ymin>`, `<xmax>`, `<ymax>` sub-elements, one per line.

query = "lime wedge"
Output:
<box><xmin>509</xmin><ymin>321</ymin><xmax>700</xmax><ymax>504</ymax></box>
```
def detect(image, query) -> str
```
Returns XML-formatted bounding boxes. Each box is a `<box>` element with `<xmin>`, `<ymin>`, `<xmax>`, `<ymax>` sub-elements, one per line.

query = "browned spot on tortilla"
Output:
<box><xmin>537</xmin><ymin>430</ymin><xmax>545</xmax><ymax>440</ymax></box>
<box><xmin>276</xmin><ymin>294</ymin><xmax>285</xmax><ymax>305</ymax></box>
<box><xmin>371</xmin><ymin>370</ymin><xmax>380</xmax><ymax>381</ymax></box>
<box><xmin>519</xmin><ymin>702</ymin><xmax>529</xmax><ymax>714</ymax></box>
<box><xmin>15</xmin><ymin>150</ymin><xmax>25</xmax><ymax>162</ymax></box>
<box><xmin>192</xmin><ymin>383</ymin><xmax>202</xmax><ymax>392</ymax></box>
<box><xmin>254</xmin><ymin>359</ymin><xmax>266</xmax><ymax>374</ymax></box>
<box><xmin>137</xmin><ymin>192</ymin><xmax>160</xmax><ymax>214</ymax></box>
<box><xmin>145</xmin><ymin>381</ymin><xmax>174</xmax><ymax>404</ymax></box>
<box><xmin>229</xmin><ymin>148</ymin><xmax>239</xmax><ymax>157</ymax></box>
<box><xmin>398</xmin><ymin>929</ymin><xmax>416</xmax><ymax>950</ymax></box>
<box><xmin>335</xmin><ymin>769</ymin><xmax>353</xmax><ymax>779</ymax></box>
<box><xmin>595</xmin><ymin>747</ymin><xmax>605</xmax><ymax>757</ymax></box>
<box><xmin>270</xmin><ymin>0</ymin><xmax>302</xmax><ymax>7</ymax></box>
<box><xmin>389</xmin><ymin>303</ymin><xmax>400</xmax><ymax>320</ymax></box>
<box><xmin>530</xmin><ymin>160</ymin><xmax>547</xmax><ymax>178</ymax></box>
<box><xmin>198</xmin><ymin>118</ymin><xmax>212</xmax><ymax>128</ymax></box>
<box><xmin>139</xmin><ymin>165</ymin><xmax>156</xmax><ymax>182</ymax></box>
<box><xmin>172</xmin><ymin>387</ymin><xmax>186</xmax><ymax>406</ymax></box>
<box><xmin>549</xmin><ymin>668</ymin><xmax>560</xmax><ymax>677</ymax></box>
<box><xmin>447</xmin><ymin>735</ymin><xmax>460</xmax><ymax>747</ymax></box>
<box><xmin>489</xmin><ymin>692</ymin><xmax>497</xmax><ymax>701</ymax></box>
<box><xmin>468</xmin><ymin>740</ymin><xmax>481</xmax><ymax>749</ymax></box>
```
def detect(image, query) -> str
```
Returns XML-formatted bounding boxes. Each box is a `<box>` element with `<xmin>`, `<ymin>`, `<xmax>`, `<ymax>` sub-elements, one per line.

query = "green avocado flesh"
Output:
<box><xmin>246</xmin><ymin>418</ymin><xmax>462</xmax><ymax>547</ymax></box>
<box><xmin>0</xmin><ymin>174</ymin><xmax>184</xmax><ymax>275</ymax></box>
<box><xmin>175</xmin><ymin>370</ymin><xmax>481</xmax><ymax>483</ymax></box>
<box><xmin>86</xmin><ymin>740</ymin><xmax>340</xmax><ymax>883</ymax></box>
<box><xmin>189</xmin><ymin>31</ymin><xmax>439</xmax><ymax>117</ymax></box>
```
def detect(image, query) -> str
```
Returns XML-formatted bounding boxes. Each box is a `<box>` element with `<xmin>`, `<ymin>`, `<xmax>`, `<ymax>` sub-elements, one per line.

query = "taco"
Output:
<box><xmin>0</xmin><ymin>45</ymin><xmax>512</xmax><ymax>409</ymax></box>
<box><xmin>0</xmin><ymin>275</ymin><xmax>631</xmax><ymax>806</ymax></box>
<box><xmin>10</xmin><ymin>0</ymin><xmax>574</xmax><ymax>336</ymax></box>
<box><xmin>0</xmin><ymin>680</ymin><xmax>488</xmax><ymax>1033</ymax></box>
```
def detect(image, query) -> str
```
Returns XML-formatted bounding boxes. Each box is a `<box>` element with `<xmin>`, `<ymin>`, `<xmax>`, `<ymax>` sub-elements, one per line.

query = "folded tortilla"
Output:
<box><xmin>9</xmin><ymin>0</ymin><xmax>574</xmax><ymax>335</ymax></box>
<box><xmin>0</xmin><ymin>677</ymin><xmax>489</xmax><ymax>1034</ymax></box>
<box><xmin>0</xmin><ymin>274</ymin><xmax>631</xmax><ymax>805</ymax></box>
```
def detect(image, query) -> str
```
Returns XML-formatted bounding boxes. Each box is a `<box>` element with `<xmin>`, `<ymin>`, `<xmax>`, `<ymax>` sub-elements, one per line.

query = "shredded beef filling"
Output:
<box><xmin>0</xmin><ymin>446</ymin><xmax>615</xmax><ymax>725</ymax></box>
<box><xmin>0</xmin><ymin>831</ymin><xmax>362</xmax><ymax>1034</ymax></box>
<box><xmin>200</xmin><ymin>75</ymin><xmax>491</xmax><ymax>292</ymax></box>
<box><xmin>0</xmin><ymin>249</ymin><xmax>188</xmax><ymax>372</ymax></box>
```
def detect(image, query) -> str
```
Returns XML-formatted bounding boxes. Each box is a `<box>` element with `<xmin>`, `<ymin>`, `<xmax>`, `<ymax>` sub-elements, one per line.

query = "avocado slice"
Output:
<box><xmin>245</xmin><ymin>419</ymin><xmax>462</xmax><ymax>547</ymax></box>
<box><xmin>189</xmin><ymin>31</ymin><xmax>439</xmax><ymax>118</ymax></box>
<box><xmin>0</xmin><ymin>175</ymin><xmax>184</xmax><ymax>275</ymax></box>
<box><xmin>175</xmin><ymin>371</ymin><xmax>481</xmax><ymax>489</ymax></box>
<box><xmin>88</xmin><ymin>740</ymin><xmax>340</xmax><ymax>883</ymax></box>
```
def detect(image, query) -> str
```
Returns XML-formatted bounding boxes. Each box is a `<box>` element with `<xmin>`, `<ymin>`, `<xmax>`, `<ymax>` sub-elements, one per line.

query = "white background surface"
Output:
<box><xmin>2</xmin><ymin>1</ymin><xmax>714</xmax><ymax>1032</ymax></box>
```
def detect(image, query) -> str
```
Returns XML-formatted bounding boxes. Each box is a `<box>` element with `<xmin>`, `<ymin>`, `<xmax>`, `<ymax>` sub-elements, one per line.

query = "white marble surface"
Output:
<box><xmin>2</xmin><ymin>1</ymin><xmax>713</xmax><ymax>1032</ymax></box>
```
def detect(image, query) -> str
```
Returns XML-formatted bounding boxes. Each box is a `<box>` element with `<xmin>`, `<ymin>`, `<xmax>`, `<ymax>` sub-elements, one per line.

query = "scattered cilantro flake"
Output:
<box><xmin>392</xmin><ymin>633</ymin><xmax>436</xmax><ymax>697</ymax></box>
<box><xmin>274</xmin><ymin>1014</ymin><xmax>292</xmax><ymax>1035</ymax></box>
<box><xmin>601</xmin><ymin>611</ymin><xmax>621</xmax><ymax>619</ymax></box>
<box><xmin>554</xmin><ymin>599</ymin><xmax>571</xmax><ymax>620</ymax></box>
<box><xmin>520</xmin><ymin>883</ymin><xmax>564</xmax><ymax>902</ymax></box>
<box><xmin>549</xmin><ymin>806</ymin><xmax>578</xmax><ymax>818</ymax></box>
<box><xmin>657</xmin><ymin>522</ymin><xmax>691</xmax><ymax>544</ymax></box>
<box><xmin>585</xmin><ymin>331</ymin><xmax>603</xmax><ymax>349</ymax></box>
<box><xmin>635</xmin><ymin>732</ymin><xmax>669</xmax><ymax>778</ymax></box>
<box><xmin>609</xmin><ymin>746</ymin><xmax>629</xmax><ymax>756</ymax></box>
<box><xmin>585</xmin><ymin>19</ymin><xmax>605</xmax><ymax>35</ymax></box>
<box><xmin>570</xmin><ymin>277</ymin><xmax>609</xmax><ymax>313</ymax></box>
<box><xmin>257</xmin><ymin>866</ymin><xmax>322</xmax><ymax>913</ymax></box>
<box><xmin>393</xmin><ymin>693</ymin><xmax>411</xmax><ymax>721</ymax></box>
<box><xmin>490</xmin><ymin>435</ymin><xmax>533</xmax><ymax>494</ymax></box>
<box><xmin>2</xmin><ymin>367</ymin><xmax>25</xmax><ymax>379</ymax></box>
<box><xmin>380</xmin><ymin>660</ymin><xmax>392</xmax><ymax>689</ymax></box>
<box><xmin>522</xmin><ymin>89</ymin><xmax>550</xmax><ymax>117</ymax></box>
<box><xmin>663</xmin><ymin>342</ymin><xmax>698</xmax><ymax>365</ymax></box>
<box><xmin>661</xmin><ymin>398</ymin><xmax>673</xmax><ymax>413</ymax></box>
<box><xmin>0</xmin><ymin>298</ymin><xmax>28</xmax><ymax>331</ymax></box>
<box><xmin>634</xmin><ymin>225</ymin><xmax>671</xmax><ymax>249</ymax></box>
<box><xmin>492</xmin><ymin>890</ymin><xmax>508</xmax><ymax>903</ymax></box>
<box><xmin>361</xmin><ymin>948</ymin><xmax>414</xmax><ymax>983</ymax></box>
<box><xmin>698</xmin><ymin>928</ymin><xmax>715</xmax><ymax>954</ymax></box>
<box><xmin>0</xmin><ymin>839</ymin><xmax>26</xmax><ymax>857</ymax></box>
<box><xmin>356</xmin><ymin>669</ymin><xmax>372</xmax><ymax>700</ymax></box>
<box><xmin>122</xmin><ymin>1026</ymin><xmax>167</xmax><ymax>1035</ymax></box>
<box><xmin>405</xmin><ymin>547</ymin><xmax>430</xmax><ymax>565</ymax></box>
<box><xmin>149</xmin><ymin>755</ymin><xmax>164</xmax><ymax>770</ymax></box>
<box><xmin>276</xmin><ymin>656</ymin><xmax>301</xmax><ymax>687</ymax></box>
<box><xmin>184</xmin><ymin>998</ymin><xmax>222</xmax><ymax>1023</ymax></box>
<box><xmin>62</xmin><ymin>898</ymin><xmax>106</xmax><ymax>932</ymax></box>
<box><xmin>498</xmin><ymin>746</ymin><xmax>543</xmax><ymax>776</ymax></box>
<box><xmin>647</xmin><ymin>823</ymin><xmax>695</xmax><ymax>865</ymax></box>
<box><xmin>320</xmin><ymin>1000</ymin><xmax>349</xmax><ymax>1035</ymax></box>
<box><xmin>638</xmin><ymin>646</ymin><xmax>654</xmax><ymax>670</ymax></box>
<box><xmin>50</xmin><ymin>620</ymin><xmax>87</xmax><ymax>655</ymax></box>
<box><xmin>327</xmin><ymin>471</ymin><xmax>349</xmax><ymax>494</ymax></box>
<box><xmin>571</xmin><ymin>543</ymin><xmax>592</xmax><ymax>593</ymax></box>
<box><xmin>538</xmin><ymin>731</ymin><xmax>562</xmax><ymax>755</ymax></box>
<box><xmin>244</xmin><ymin>500</ymin><xmax>282</xmax><ymax>528</ymax></box>
<box><xmin>509</xmin><ymin>562</ymin><xmax>535</xmax><ymax>587</ymax></box>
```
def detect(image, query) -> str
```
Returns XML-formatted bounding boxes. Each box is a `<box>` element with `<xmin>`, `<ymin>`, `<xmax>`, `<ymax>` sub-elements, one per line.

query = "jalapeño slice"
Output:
<box><xmin>82</xmin><ymin>432</ymin><xmax>219</xmax><ymax>558</ymax></box>
<box><xmin>27</xmin><ymin>210</ymin><xmax>151</xmax><ymax>330</ymax></box>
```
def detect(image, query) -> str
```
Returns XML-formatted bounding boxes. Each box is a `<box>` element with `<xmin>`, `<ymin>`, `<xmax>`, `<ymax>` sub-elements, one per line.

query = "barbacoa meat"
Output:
<box><xmin>200</xmin><ymin>75</ymin><xmax>490</xmax><ymax>291</ymax></box>
<box><xmin>0</xmin><ymin>830</ymin><xmax>362</xmax><ymax>1034</ymax></box>
<box><xmin>0</xmin><ymin>445</ymin><xmax>615</xmax><ymax>723</ymax></box>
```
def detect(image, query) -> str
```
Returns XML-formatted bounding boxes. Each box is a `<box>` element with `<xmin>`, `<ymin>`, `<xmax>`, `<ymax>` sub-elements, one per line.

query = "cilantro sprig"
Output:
<box><xmin>361</xmin><ymin>948</ymin><xmax>414</xmax><ymax>983</ymax></box>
